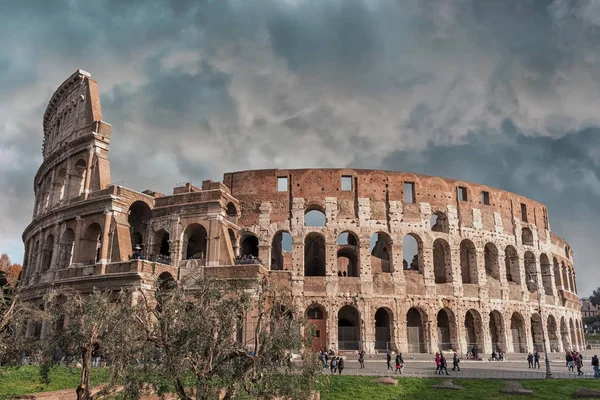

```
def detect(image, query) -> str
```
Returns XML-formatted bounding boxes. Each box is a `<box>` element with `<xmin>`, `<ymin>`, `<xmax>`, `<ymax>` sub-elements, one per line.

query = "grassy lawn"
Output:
<box><xmin>0</xmin><ymin>366</ymin><xmax>110</xmax><ymax>399</ymax></box>
<box><xmin>319</xmin><ymin>376</ymin><xmax>600</xmax><ymax>400</ymax></box>
<box><xmin>586</xmin><ymin>333</ymin><xmax>600</xmax><ymax>342</ymax></box>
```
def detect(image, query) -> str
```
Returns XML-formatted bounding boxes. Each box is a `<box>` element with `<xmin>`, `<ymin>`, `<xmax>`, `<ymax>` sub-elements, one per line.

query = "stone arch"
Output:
<box><xmin>505</xmin><ymin>245</ymin><xmax>521</xmax><ymax>284</ymax></box>
<box><xmin>157</xmin><ymin>272</ymin><xmax>176</xmax><ymax>291</ymax></box>
<box><xmin>402</xmin><ymin>233</ymin><xmax>423</xmax><ymax>273</ymax></box>
<box><xmin>430</xmin><ymin>211</ymin><xmax>449</xmax><ymax>233</ymax></box>
<box><xmin>240</xmin><ymin>234</ymin><xmax>259</xmax><ymax>258</ymax></box>
<box><xmin>539</xmin><ymin>254</ymin><xmax>552</xmax><ymax>295</ymax></box>
<box><xmin>304</xmin><ymin>206</ymin><xmax>326</xmax><ymax>227</ymax></box>
<box><xmin>561</xmin><ymin>262</ymin><xmax>569</xmax><ymax>292</ymax></box>
<box><xmin>406</xmin><ymin>307</ymin><xmax>427</xmax><ymax>353</ymax></box>
<box><xmin>370</xmin><ymin>232</ymin><xmax>392</xmax><ymax>273</ymax></box>
<box><xmin>69</xmin><ymin>158</ymin><xmax>87</xmax><ymax>198</ymax></box>
<box><xmin>460</xmin><ymin>239</ymin><xmax>478</xmax><ymax>284</ymax></box>
<box><xmin>58</xmin><ymin>229</ymin><xmax>75</xmax><ymax>269</ymax></box>
<box><xmin>489</xmin><ymin>310</ymin><xmax>506</xmax><ymax>353</ymax></box>
<box><xmin>304</xmin><ymin>232</ymin><xmax>326</xmax><ymax>276</ymax></box>
<box><xmin>510</xmin><ymin>312</ymin><xmax>526</xmax><ymax>353</ymax></box>
<box><xmin>524</xmin><ymin>251</ymin><xmax>536</xmax><ymax>292</ymax></box>
<box><xmin>53</xmin><ymin>168</ymin><xmax>67</xmax><ymax>204</ymax></box>
<box><xmin>553</xmin><ymin>258</ymin><xmax>561</xmax><ymax>289</ymax></box>
<box><xmin>484</xmin><ymin>243</ymin><xmax>500</xmax><ymax>280</ymax></box>
<box><xmin>128</xmin><ymin>201</ymin><xmax>151</xmax><ymax>254</ymax></box>
<box><xmin>306</xmin><ymin>304</ymin><xmax>327</xmax><ymax>351</ymax></box>
<box><xmin>547</xmin><ymin>314</ymin><xmax>559</xmax><ymax>352</ymax></box>
<box><xmin>338</xmin><ymin>305</ymin><xmax>360</xmax><ymax>351</ymax></box>
<box><xmin>375</xmin><ymin>307</ymin><xmax>394</xmax><ymax>351</ymax></box>
<box><xmin>80</xmin><ymin>222</ymin><xmax>102</xmax><ymax>264</ymax></box>
<box><xmin>183</xmin><ymin>223</ymin><xmax>208</xmax><ymax>260</ymax></box>
<box><xmin>464</xmin><ymin>309</ymin><xmax>484</xmax><ymax>352</ymax></box>
<box><xmin>41</xmin><ymin>234</ymin><xmax>54</xmax><ymax>272</ymax></box>
<box><xmin>271</xmin><ymin>230</ymin><xmax>292</xmax><ymax>271</ymax></box>
<box><xmin>437</xmin><ymin>308</ymin><xmax>458</xmax><ymax>351</ymax></box>
<box><xmin>433</xmin><ymin>238</ymin><xmax>452</xmax><ymax>283</ymax></box>
<box><xmin>560</xmin><ymin>317</ymin><xmax>570</xmax><ymax>350</ymax></box>
<box><xmin>226</xmin><ymin>202</ymin><xmax>238</xmax><ymax>218</ymax></box>
<box><xmin>531</xmin><ymin>313</ymin><xmax>543</xmax><ymax>352</ymax></box>
<box><xmin>522</xmin><ymin>228</ymin><xmax>533</xmax><ymax>246</ymax></box>
<box><xmin>336</xmin><ymin>231</ymin><xmax>359</xmax><ymax>277</ymax></box>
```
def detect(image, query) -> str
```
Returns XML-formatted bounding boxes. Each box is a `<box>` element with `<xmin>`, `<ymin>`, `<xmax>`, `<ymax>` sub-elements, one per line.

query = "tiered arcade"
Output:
<box><xmin>21</xmin><ymin>70</ymin><xmax>584</xmax><ymax>354</ymax></box>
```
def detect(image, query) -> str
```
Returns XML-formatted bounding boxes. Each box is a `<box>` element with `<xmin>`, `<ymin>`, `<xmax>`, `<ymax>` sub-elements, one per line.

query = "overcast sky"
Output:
<box><xmin>1</xmin><ymin>0</ymin><xmax>599</xmax><ymax>295</ymax></box>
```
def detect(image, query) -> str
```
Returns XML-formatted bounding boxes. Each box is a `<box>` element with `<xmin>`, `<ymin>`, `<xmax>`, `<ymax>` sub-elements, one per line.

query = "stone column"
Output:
<box><xmin>99</xmin><ymin>210</ymin><xmax>112</xmax><ymax>266</ymax></box>
<box><xmin>450</xmin><ymin>248</ymin><xmax>463</xmax><ymax>297</ymax></box>
<box><xmin>482</xmin><ymin>312</ymin><xmax>492</xmax><ymax>354</ymax></box>
<box><xmin>83</xmin><ymin>145</ymin><xmax>94</xmax><ymax>200</ymax></box>
<box><xmin>72</xmin><ymin>216</ymin><xmax>84</xmax><ymax>264</ymax></box>
<box><xmin>422</xmin><ymin>244</ymin><xmax>436</xmax><ymax>297</ymax></box>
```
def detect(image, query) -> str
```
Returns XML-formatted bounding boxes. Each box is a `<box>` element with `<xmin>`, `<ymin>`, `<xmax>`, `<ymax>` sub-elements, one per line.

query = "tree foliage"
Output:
<box><xmin>0</xmin><ymin>253</ymin><xmax>22</xmax><ymax>286</ymax></box>
<box><xmin>590</xmin><ymin>287</ymin><xmax>600</xmax><ymax>307</ymax></box>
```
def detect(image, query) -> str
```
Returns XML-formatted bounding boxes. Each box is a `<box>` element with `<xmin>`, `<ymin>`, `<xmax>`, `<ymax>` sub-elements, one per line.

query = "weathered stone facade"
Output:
<box><xmin>21</xmin><ymin>70</ymin><xmax>584</xmax><ymax>355</ymax></box>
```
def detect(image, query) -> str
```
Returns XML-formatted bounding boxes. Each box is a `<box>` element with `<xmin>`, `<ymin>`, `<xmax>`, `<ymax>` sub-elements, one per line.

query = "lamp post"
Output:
<box><xmin>528</xmin><ymin>270</ymin><xmax>553</xmax><ymax>379</ymax></box>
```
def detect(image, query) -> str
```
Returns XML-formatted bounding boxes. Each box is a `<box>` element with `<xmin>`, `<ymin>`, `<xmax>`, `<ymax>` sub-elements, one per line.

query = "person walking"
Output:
<box><xmin>577</xmin><ymin>353</ymin><xmax>584</xmax><ymax>376</ymax></box>
<box><xmin>567</xmin><ymin>352</ymin><xmax>574</xmax><ymax>372</ymax></box>
<box><xmin>435</xmin><ymin>353</ymin><xmax>442</xmax><ymax>374</ymax></box>
<box><xmin>440</xmin><ymin>354</ymin><xmax>450</xmax><ymax>375</ymax></box>
<box><xmin>533</xmin><ymin>351</ymin><xmax>540</xmax><ymax>369</ymax></box>
<box><xmin>358</xmin><ymin>350</ymin><xmax>365</xmax><ymax>369</ymax></box>
<box><xmin>386</xmin><ymin>352</ymin><xmax>393</xmax><ymax>371</ymax></box>
<box><xmin>395</xmin><ymin>353</ymin><xmax>404</xmax><ymax>374</ymax></box>
<box><xmin>330</xmin><ymin>356</ymin><xmax>337</xmax><ymax>374</ymax></box>
<box><xmin>527</xmin><ymin>352</ymin><xmax>534</xmax><ymax>368</ymax></box>
<box><xmin>591</xmin><ymin>354</ymin><xmax>599</xmax><ymax>378</ymax></box>
<box><xmin>338</xmin><ymin>357</ymin><xmax>345</xmax><ymax>375</ymax></box>
<box><xmin>452</xmin><ymin>352</ymin><xmax>460</xmax><ymax>371</ymax></box>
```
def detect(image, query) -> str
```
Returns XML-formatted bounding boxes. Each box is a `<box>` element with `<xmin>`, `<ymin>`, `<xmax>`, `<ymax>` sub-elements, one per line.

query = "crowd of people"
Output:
<box><xmin>565</xmin><ymin>350</ymin><xmax>584</xmax><ymax>375</ymax></box>
<box><xmin>234</xmin><ymin>254</ymin><xmax>263</xmax><ymax>265</ymax></box>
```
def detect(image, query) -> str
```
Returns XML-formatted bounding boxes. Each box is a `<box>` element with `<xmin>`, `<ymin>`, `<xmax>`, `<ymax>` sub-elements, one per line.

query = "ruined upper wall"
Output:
<box><xmin>223</xmin><ymin>168</ymin><xmax>552</xmax><ymax>235</ymax></box>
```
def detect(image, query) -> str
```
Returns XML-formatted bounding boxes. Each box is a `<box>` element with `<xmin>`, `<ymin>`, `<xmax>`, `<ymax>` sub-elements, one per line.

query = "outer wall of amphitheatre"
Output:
<box><xmin>20</xmin><ymin>70</ymin><xmax>584</xmax><ymax>355</ymax></box>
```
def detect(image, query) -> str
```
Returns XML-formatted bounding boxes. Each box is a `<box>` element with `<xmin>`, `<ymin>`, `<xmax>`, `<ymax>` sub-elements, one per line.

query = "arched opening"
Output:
<box><xmin>271</xmin><ymin>231</ymin><xmax>292</xmax><ymax>271</ymax></box>
<box><xmin>547</xmin><ymin>315</ymin><xmax>559</xmax><ymax>352</ymax></box>
<box><xmin>53</xmin><ymin>168</ymin><xmax>67</xmax><ymax>204</ymax></box>
<box><xmin>522</xmin><ymin>228</ymin><xmax>533</xmax><ymax>246</ymax></box>
<box><xmin>460</xmin><ymin>240</ymin><xmax>477</xmax><ymax>284</ymax></box>
<box><xmin>336</xmin><ymin>232</ymin><xmax>359</xmax><ymax>277</ymax></box>
<box><xmin>306</xmin><ymin>304</ymin><xmax>326</xmax><ymax>351</ymax></box>
<box><xmin>433</xmin><ymin>239</ymin><xmax>452</xmax><ymax>283</ymax></box>
<box><xmin>402</xmin><ymin>234</ymin><xmax>422</xmax><ymax>272</ymax></box>
<box><xmin>484</xmin><ymin>243</ymin><xmax>499</xmax><ymax>281</ymax></box>
<box><xmin>30</xmin><ymin>240</ymin><xmax>39</xmax><ymax>277</ymax></box>
<box><xmin>304</xmin><ymin>208</ymin><xmax>326</xmax><ymax>227</ymax></box>
<box><xmin>560</xmin><ymin>317</ymin><xmax>570</xmax><ymax>351</ymax></box>
<box><xmin>370</xmin><ymin>232</ymin><xmax>391</xmax><ymax>273</ymax></box>
<box><xmin>489</xmin><ymin>310</ymin><xmax>506</xmax><ymax>353</ymax></box>
<box><xmin>430</xmin><ymin>211</ymin><xmax>449</xmax><ymax>233</ymax></box>
<box><xmin>505</xmin><ymin>246</ymin><xmax>521</xmax><ymax>284</ymax></box>
<box><xmin>531</xmin><ymin>313</ymin><xmax>543</xmax><ymax>352</ymax></box>
<box><xmin>80</xmin><ymin>223</ymin><xmax>102</xmax><ymax>264</ymax></box>
<box><xmin>41</xmin><ymin>234</ymin><xmax>54</xmax><ymax>272</ymax></box>
<box><xmin>338</xmin><ymin>305</ymin><xmax>360</xmax><ymax>350</ymax></box>
<box><xmin>240</xmin><ymin>235</ymin><xmax>259</xmax><ymax>258</ymax></box>
<box><xmin>437</xmin><ymin>308</ymin><xmax>457</xmax><ymax>351</ymax></box>
<box><xmin>553</xmin><ymin>258</ymin><xmax>561</xmax><ymax>289</ymax></box>
<box><xmin>58</xmin><ymin>229</ymin><xmax>75</xmax><ymax>269</ymax></box>
<box><xmin>150</xmin><ymin>230</ymin><xmax>170</xmax><ymax>264</ymax></box>
<box><xmin>465</xmin><ymin>309</ymin><xmax>483</xmax><ymax>352</ymax></box>
<box><xmin>157</xmin><ymin>272</ymin><xmax>176</xmax><ymax>291</ymax></box>
<box><xmin>407</xmin><ymin>307</ymin><xmax>426</xmax><ymax>353</ymax></box>
<box><xmin>375</xmin><ymin>308</ymin><xmax>393</xmax><ymax>351</ymax></box>
<box><xmin>183</xmin><ymin>224</ymin><xmax>207</xmax><ymax>260</ymax></box>
<box><xmin>128</xmin><ymin>201</ymin><xmax>151</xmax><ymax>255</ymax></box>
<box><xmin>524</xmin><ymin>251</ymin><xmax>536</xmax><ymax>293</ymax></box>
<box><xmin>510</xmin><ymin>312</ymin><xmax>526</xmax><ymax>353</ymax></box>
<box><xmin>70</xmin><ymin>158</ymin><xmax>87</xmax><ymax>198</ymax></box>
<box><xmin>539</xmin><ymin>254</ymin><xmax>552</xmax><ymax>295</ymax></box>
<box><xmin>304</xmin><ymin>233</ymin><xmax>325</xmax><ymax>276</ymax></box>
<box><xmin>561</xmin><ymin>262</ymin><xmax>569</xmax><ymax>292</ymax></box>
<box><xmin>226</xmin><ymin>202</ymin><xmax>237</xmax><ymax>219</ymax></box>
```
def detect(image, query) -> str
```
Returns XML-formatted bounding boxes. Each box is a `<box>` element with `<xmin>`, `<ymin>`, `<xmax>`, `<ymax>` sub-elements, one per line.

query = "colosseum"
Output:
<box><xmin>21</xmin><ymin>70</ymin><xmax>584</xmax><ymax>356</ymax></box>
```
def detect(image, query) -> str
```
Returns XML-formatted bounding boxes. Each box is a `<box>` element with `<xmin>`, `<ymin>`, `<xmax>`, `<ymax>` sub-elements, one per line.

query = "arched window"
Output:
<box><xmin>304</xmin><ymin>208</ymin><xmax>326</xmax><ymax>227</ymax></box>
<box><xmin>41</xmin><ymin>234</ymin><xmax>54</xmax><ymax>272</ymax></box>
<box><xmin>58</xmin><ymin>229</ymin><xmax>75</xmax><ymax>269</ymax></box>
<box><xmin>128</xmin><ymin>201</ymin><xmax>151</xmax><ymax>254</ymax></box>
<box><xmin>80</xmin><ymin>223</ymin><xmax>102</xmax><ymax>264</ymax></box>
<box><xmin>540</xmin><ymin>254</ymin><xmax>552</xmax><ymax>295</ymax></box>
<box><xmin>70</xmin><ymin>158</ymin><xmax>87</xmax><ymax>198</ymax></box>
<box><xmin>522</xmin><ymin>228</ymin><xmax>533</xmax><ymax>246</ymax></box>
<box><xmin>271</xmin><ymin>231</ymin><xmax>292</xmax><ymax>271</ymax></box>
<box><xmin>402</xmin><ymin>234</ymin><xmax>422</xmax><ymax>273</ymax></box>
<box><xmin>53</xmin><ymin>168</ymin><xmax>67</xmax><ymax>204</ymax></box>
<box><xmin>505</xmin><ymin>246</ymin><xmax>520</xmax><ymax>284</ymax></box>
<box><xmin>460</xmin><ymin>240</ymin><xmax>477</xmax><ymax>284</ymax></box>
<box><xmin>370</xmin><ymin>232</ymin><xmax>391</xmax><ymax>273</ymax></box>
<box><xmin>336</xmin><ymin>232</ymin><xmax>359</xmax><ymax>277</ymax></box>
<box><xmin>183</xmin><ymin>224</ymin><xmax>207</xmax><ymax>260</ymax></box>
<box><xmin>304</xmin><ymin>233</ymin><xmax>326</xmax><ymax>276</ymax></box>
<box><xmin>241</xmin><ymin>235</ymin><xmax>259</xmax><ymax>258</ymax></box>
<box><xmin>433</xmin><ymin>238</ymin><xmax>451</xmax><ymax>283</ymax></box>
<box><xmin>484</xmin><ymin>243</ymin><xmax>499</xmax><ymax>280</ymax></box>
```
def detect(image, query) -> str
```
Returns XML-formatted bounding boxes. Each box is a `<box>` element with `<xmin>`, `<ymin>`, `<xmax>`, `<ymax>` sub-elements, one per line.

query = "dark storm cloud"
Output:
<box><xmin>2</xmin><ymin>0</ymin><xmax>600</xmax><ymax>294</ymax></box>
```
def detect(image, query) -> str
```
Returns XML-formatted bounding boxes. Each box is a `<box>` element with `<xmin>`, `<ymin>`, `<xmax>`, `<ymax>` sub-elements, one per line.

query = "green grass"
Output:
<box><xmin>319</xmin><ymin>376</ymin><xmax>600</xmax><ymax>400</ymax></box>
<box><xmin>0</xmin><ymin>366</ymin><xmax>110</xmax><ymax>399</ymax></box>
<box><xmin>586</xmin><ymin>333</ymin><xmax>600</xmax><ymax>342</ymax></box>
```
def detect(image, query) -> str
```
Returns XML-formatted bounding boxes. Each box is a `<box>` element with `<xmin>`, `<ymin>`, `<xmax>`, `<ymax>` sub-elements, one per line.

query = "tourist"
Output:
<box><xmin>498</xmin><ymin>350</ymin><xmax>505</xmax><ymax>361</ymax></box>
<box><xmin>395</xmin><ymin>353</ymin><xmax>404</xmax><ymax>374</ymax></box>
<box><xmin>533</xmin><ymin>351</ymin><xmax>540</xmax><ymax>368</ymax></box>
<box><xmin>567</xmin><ymin>351</ymin><xmax>574</xmax><ymax>372</ymax></box>
<box><xmin>439</xmin><ymin>354</ymin><xmax>450</xmax><ymax>375</ymax></box>
<box><xmin>527</xmin><ymin>352</ymin><xmax>534</xmax><ymax>368</ymax></box>
<box><xmin>472</xmin><ymin>345</ymin><xmax>478</xmax><ymax>360</ymax></box>
<box><xmin>358</xmin><ymin>349</ymin><xmax>365</xmax><ymax>369</ymax></box>
<box><xmin>591</xmin><ymin>354</ymin><xmax>599</xmax><ymax>378</ymax></box>
<box><xmin>435</xmin><ymin>352</ymin><xmax>441</xmax><ymax>374</ymax></box>
<box><xmin>330</xmin><ymin>356</ymin><xmax>337</xmax><ymax>374</ymax></box>
<box><xmin>452</xmin><ymin>352</ymin><xmax>460</xmax><ymax>371</ymax></box>
<box><xmin>491</xmin><ymin>350</ymin><xmax>497</xmax><ymax>361</ymax></box>
<box><xmin>386</xmin><ymin>352</ymin><xmax>393</xmax><ymax>371</ymax></box>
<box><xmin>576</xmin><ymin>352</ymin><xmax>584</xmax><ymax>376</ymax></box>
<box><xmin>338</xmin><ymin>357</ymin><xmax>345</xmax><ymax>375</ymax></box>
